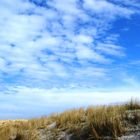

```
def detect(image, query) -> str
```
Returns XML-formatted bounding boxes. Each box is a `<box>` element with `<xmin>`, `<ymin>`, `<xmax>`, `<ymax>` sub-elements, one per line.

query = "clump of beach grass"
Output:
<box><xmin>0</xmin><ymin>99</ymin><xmax>140</xmax><ymax>140</ymax></box>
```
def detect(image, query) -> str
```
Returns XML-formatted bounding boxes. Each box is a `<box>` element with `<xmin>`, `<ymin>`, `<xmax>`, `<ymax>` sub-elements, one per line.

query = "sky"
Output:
<box><xmin>0</xmin><ymin>0</ymin><xmax>140</xmax><ymax>119</ymax></box>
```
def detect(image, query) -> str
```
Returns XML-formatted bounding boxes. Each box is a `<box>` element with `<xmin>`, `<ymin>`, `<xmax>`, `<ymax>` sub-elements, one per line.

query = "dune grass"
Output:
<box><xmin>0</xmin><ymin>100</ymin><xmax>140</xmax><ymax>140</ymax></box>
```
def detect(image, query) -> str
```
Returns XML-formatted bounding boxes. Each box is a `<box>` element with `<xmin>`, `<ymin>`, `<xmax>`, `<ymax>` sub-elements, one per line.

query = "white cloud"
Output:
<box><xmin>96</xmin><ymin>43</ymin><xmax>125</xmax><ymax>57</ymax></box>
<box><xmin>123</xmin><ymin>76</ymin><xmax>140</xmax><ymax>88</ymax></box>
<box><xmin>83</xmin><ymin>0</ymin><xmax>134</xmax><ymax>17</ymax></box>
<box><xmin>73</xmin><ymin>34</ymin><xmax>93</xmax><ymax>44</ymax></box>
<box><xmin>0</xmin><ymin>0</ymin><xmax>140</xmax><ymax>119</ymax></box>
<box><xmin>76</xmin><ymin>45</ymin><xmax>110</xmax><ymax>63</ymax></box>
<box><xmin>0</xmin><ymin>86</ymin><xmax>140</xmax><ymax>119</ymax></box>
<box><xmin>0</xmin><ymin>0</ymin><xmax>139</xmax><ymax>88</ymax></box>
<box><xmin>113</xmin><ymin>0</ymin><xmax>140</xmax><ymax>8</ymax></box>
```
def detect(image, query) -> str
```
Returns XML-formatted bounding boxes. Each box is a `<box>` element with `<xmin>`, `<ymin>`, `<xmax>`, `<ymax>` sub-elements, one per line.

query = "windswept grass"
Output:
<box><xmin>124</xmin><ymin>98</ymin><xmax>140</xmax><ymax>110</ymax></box>
<box><xmin>0</xmin><ymin>99</ymin><xmax>140</xmax><ymax>140</ymax></box>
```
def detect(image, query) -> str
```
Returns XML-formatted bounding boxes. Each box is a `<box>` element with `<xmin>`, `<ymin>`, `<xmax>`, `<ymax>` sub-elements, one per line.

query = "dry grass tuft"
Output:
<box><xmin>0</xmin><ymin>99</ymin><xmax>140</xmax><ymax>140</ymax></box>
<box><xmin>124</xmin><ymin>98</ymin><xmax>140</xmax><ymax>110</ymax></box>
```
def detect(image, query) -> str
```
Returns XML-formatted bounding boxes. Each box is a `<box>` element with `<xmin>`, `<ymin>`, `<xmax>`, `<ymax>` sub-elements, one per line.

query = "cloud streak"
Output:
<box><xmin>0</xmin><ymin>0</ymin><xmax>139</xmax><ymax>89</ymax></box>
<box><xmin>0</xmin><ymin>86</ymin><xmax>140</xmax><ymax>119</ymax></box>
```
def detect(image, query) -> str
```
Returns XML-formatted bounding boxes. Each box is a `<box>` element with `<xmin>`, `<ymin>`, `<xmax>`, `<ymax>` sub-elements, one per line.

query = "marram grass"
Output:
<box><xmin>0</xmin><ymin>99</ymin><xmax>140</xmax><ymax>140</ymax></box>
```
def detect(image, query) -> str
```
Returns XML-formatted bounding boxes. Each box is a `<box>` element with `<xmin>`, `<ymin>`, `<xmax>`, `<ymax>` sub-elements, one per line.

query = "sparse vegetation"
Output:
<box><xmin>0</xmin><ymin>100</ymin><xmax>140</xmax><ymax>140</ymax></box>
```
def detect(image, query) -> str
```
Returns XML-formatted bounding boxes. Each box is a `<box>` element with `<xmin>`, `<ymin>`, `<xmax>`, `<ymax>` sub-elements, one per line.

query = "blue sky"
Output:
<box><xmin>0</xmin><ymin>0</ymin><xmax>140</xmax><ymax>119</ymax></box>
